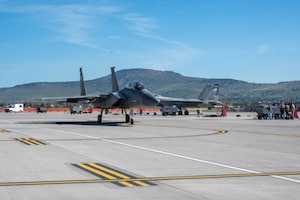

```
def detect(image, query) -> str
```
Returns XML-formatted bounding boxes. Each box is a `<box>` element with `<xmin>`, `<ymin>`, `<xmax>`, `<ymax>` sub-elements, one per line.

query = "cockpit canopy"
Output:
<box><xmin>125</xmin><ymin>81</ymin><xmax>145</xmax><ymax>90</ymax></box>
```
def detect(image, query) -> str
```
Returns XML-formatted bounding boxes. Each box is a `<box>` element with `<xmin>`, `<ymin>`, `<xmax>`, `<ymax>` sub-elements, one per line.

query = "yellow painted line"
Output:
<box><xmin>77</xmin><ymin>163</ymin><xmax>134</xmax><ymax>187</ymax></box>
<box><xmin>140</xmin><ymin>122</ymin><xmax>300</xmax><ymax>138</ymax></box>
<box><xmin>146</xmin><ymin>171</ymin><xmax>300</xmax><ymax>181</ymax></box>
<box><xmin>17</xmin><ymin>138</ymin><xmax>35</xmax><ymax>145</ymax></box>
<box><xmin>25</xmin><ymin>138</ymin><xmax>43</xmax><ymax>145</ymax></box>
<box><xmin>0</xmin><ymin>171</ymin><xmax>299</xmax><ymax>187</ymax></box>
<box><xmin>89</xmin><ymin>163</ymin><xmax>149</xmax><ymax>187</ymax></box>
<box><xmin>139</xmin><ymin>123</ymin><xmax>223</xmax><ymax>131</ymax></box>
<box><xmin>16</xmin><ymin>138</ymin><xmax>45</xmax><ymax>145</ymax></box>
<box><xmin>228</xmin><ymin>130</ymin><xmax>300</xmax><ymax>138</ymax></box>
<box><xmin>219</xmin><ymin>130</ymin><xmax>227</xmax><ymax>134</ymax></box>
<box><xmin>10</xmin><ymin>130</ymin><xmax>225</xmax><ymax>143</ymax></box>
<box><xmin>0</xmin><ymin>129</ymin><xmax>8</xmax><ymax>133</ymax></box>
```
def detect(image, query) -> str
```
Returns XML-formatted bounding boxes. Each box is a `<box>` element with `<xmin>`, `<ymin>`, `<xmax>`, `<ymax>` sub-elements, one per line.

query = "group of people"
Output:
<box><xmin>278</xmin><ymin>102</ymin><xmax>298</xmax><ymax>119</ymax></box>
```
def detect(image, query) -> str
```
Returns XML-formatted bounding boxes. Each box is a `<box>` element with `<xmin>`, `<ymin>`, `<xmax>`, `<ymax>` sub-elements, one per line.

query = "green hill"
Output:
<box><xmin>0</xmin><ymin>68</ymin><xmax>299</xmax><ymax>103</ymax></box>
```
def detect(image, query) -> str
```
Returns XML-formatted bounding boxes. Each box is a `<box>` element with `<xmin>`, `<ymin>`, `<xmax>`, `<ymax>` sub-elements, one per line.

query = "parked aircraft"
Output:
<box><xmin>79</xmin><ymin>67</ymin><xmax>221</xmax><ymax>116</ymax></box>
<box><xmin>155</xmin><ymin>84</ymin><xmax>221</xmax><ymax>115</ymax></box>
<box><xmin>43</xmin><ymin>67</ymin><xmax>158</xmax><ymax>124</ymax></box>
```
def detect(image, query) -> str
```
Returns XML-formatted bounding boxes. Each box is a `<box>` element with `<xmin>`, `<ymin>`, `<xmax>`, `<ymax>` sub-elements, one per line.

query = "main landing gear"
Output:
<box><xmin>97</xmin><ymin>108</ymin><xmax>134</xmax><ymax>125</ymax></box>
<box><xmin>124</xmin><ymin>108</ymin><xmax>134</xmax><ymax>124</ymax></box>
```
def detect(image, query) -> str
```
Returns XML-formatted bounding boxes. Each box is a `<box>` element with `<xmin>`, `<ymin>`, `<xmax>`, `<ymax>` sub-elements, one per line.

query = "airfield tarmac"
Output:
<box><xmin>0</xmin><ymin>112</ymin><xmax>299</xmax><ymax>200</ymax></box>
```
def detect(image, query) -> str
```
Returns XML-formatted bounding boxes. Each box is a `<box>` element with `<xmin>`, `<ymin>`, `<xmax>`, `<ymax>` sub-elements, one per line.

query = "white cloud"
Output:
<box><xmin>121</xmin><ymin>12</ymin><xmax>158</xmax><ymax>34</ymax></box>
<box><xmin>0</xmin><ymin>3</ymin><xmax>122</xmax><ymax>47</ymax></box>
<box><xmin>1</xmin><ymin>2</ymin><xmax>203</xmax><ymax>69</ymax></box>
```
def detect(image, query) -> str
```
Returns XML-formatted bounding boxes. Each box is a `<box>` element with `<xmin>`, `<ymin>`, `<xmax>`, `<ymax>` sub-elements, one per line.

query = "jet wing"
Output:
<box><xmin>157</xmin><ymin>96</ymin><xmax>205</xmax><ymax>107</ymax></box>
<box><xmin>157</xmin><ymin>96</ymin><xmax>222</xmax><ymax>108</ymax></box>
<box><xmin>42</xmin><ymin>93</ymin><xmax>121</xmax><ymax>108</ymax></box>
<box><xmin>42</xmin><ymin>94</ymin><xmax>103</xmax><ymax>102</ymax></box>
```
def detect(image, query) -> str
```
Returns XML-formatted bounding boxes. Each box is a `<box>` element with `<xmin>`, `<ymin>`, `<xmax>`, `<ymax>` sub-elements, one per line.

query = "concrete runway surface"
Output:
<box><xmin>0</xmin><ymin>112</ymin><xmax>299</xmax><ymax>200</ymax></box>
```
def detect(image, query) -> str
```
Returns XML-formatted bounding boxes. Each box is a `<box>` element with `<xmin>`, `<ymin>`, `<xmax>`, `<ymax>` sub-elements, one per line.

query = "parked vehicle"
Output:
<box><xmin>37</xmin><ymin>106</ymin><xmax>47</xmax><ymax>113</ymax></box>
<box><xmin>255</xmin><ymin>104</ymin><xmax>280</xmax><ymax>119</ymax></box>
<box><xmin>5</xmin><ymin>104</ymin><xmax>24</xmax><ymax>112</ymax></box>
<box><xmin>161</xmin><ymin>105</ymin><xmax>179</xmax><ymax>116</ymax></box>
<box><xmin>70</xmin><ymin>106</ymin><xmax>83</xmax><ymax>114</ymax></box>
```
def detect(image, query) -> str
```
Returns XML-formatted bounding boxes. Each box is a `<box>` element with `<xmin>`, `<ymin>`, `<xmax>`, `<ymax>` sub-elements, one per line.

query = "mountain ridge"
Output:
<box><xmin>0</xmin><ymin>68</ymin><xmax>299</xmax><ymax>103</ymax></box>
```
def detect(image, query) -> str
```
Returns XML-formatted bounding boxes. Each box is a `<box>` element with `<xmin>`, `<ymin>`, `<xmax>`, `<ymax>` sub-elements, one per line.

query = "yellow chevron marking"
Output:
<box><xmin>77</xmin><ymin>163</ymin><xmax>134</xmax><ymax>187</ymax></box>
<box><xmin>16</xmin><ymin>138</ymin><xmax>45</xmax><ymax>145</ymax></box>
<box><xmin>89</xmin><ymin>163</ymin><xmax>149</xmax><ymax>187</ymax></box>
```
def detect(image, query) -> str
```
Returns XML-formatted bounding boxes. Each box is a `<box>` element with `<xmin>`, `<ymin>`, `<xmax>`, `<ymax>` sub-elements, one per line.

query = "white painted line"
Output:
<box><xmin>41</xmin><ymin>128</ymin><xmax>99</xmax><ymax>139</ymax></box>
<box><xmin>32</xmin><ymin>127</ymin><xmax>300</xmax><ymax>184</ymax></box>
<box><xmin>103</xmin><ymin>139</ymin><xmax>300</xmax><ymax>184</ymax></box>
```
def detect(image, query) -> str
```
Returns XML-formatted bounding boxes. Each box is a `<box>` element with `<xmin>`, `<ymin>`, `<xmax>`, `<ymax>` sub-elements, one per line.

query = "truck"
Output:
<box><xmin>5</xmin><ymin>103</ymin><xmax>24</xmax><ymax>112</ymax></box>
<box><xmin>70</xmin><ymin>106</ymin><xmax>83</xmax><ymax>114</ymax></box>
<box><xmin>255</xmin><ymin>104</ymin><xmax>280</xmax><ymax>119</ymax></box>
<box><xmin>161</xmin><ymin>105</ymin><xmax>179</xmax><ymax>116</ymax></box>
<box><xmin>37</xmin><ymin>106</ymin><xmax>47</xmax><ymax>113</ymax></box>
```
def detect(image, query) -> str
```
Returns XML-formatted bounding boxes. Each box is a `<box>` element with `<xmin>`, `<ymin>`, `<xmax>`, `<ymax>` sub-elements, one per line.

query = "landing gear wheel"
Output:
<box><xmin>130</xmin><ymin>118</ymin><xmax>134</xmax><ymax>125</ymax></box>
<box><xmin>97</xmin><ymin>114</ymin><xmax>102</xmax><ymax>123</ymax></box>
<box><xmin>125</xmin><ymin>114</ymin><xmax>130</xmax><ymax>123</ymax></box>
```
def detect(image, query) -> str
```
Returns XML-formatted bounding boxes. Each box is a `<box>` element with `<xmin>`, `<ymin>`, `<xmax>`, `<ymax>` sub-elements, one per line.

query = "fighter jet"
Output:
<box><xmin>74</xmin><ymin>67</ymin><xmax>220</xmax><ymax>118</ymax></box>
<box><xmin>43</xmin><ymin>67</ymin><xmax>158</xmax><ymax>124</ymax></box>
<box><xmin>155</xmin><ymin>84</ymin><xmax>221</xmax><ymax>115</ymax></box>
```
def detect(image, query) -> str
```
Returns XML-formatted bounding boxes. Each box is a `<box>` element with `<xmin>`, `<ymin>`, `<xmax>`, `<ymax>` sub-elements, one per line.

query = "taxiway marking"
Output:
<box><xmin>33</xmin><ymin>127</ymin><xmax>300</xmax><ymax>184</ymax></box>
<box><xmin>230</xmin><ymin>129</ymin><xmax>300</xmax><ymax>138</ymax></box>
<box><xmin>16</xmin><ymin>138</ymin><xmax>46</xmax><ymax>145</ymax></box>
<box><xmin>104</xmin><ymin>139</ymin><xmax>300</xmax><ymax>184</ymax></box>
<box><xmin>0</xmin><ymin>171</ymin><xmax>299</xmax><ymax>187</ymax></box>
<box><xmin>73</xmin><ymin>163</ymin><xmax>154</xmax><ymax>187</ymax></box>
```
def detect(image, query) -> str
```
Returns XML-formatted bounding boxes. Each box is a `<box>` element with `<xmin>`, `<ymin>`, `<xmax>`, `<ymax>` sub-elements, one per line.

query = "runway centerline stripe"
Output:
<box><xmin>0</xmin><ymin>171</ymin><xmax>299</xmax><ymax>187</ymax></box>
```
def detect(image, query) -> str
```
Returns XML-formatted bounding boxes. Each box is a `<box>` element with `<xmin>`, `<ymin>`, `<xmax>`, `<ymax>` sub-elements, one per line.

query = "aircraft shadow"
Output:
<box><xmin>18</xmin><ymin>121</ymin><xmax>129</xmax><ymax>127</ymax></box>
<box><xmin>55</xmin><ymin>121</ymin><xmax>129</xmax><ymax>127</ymax></box>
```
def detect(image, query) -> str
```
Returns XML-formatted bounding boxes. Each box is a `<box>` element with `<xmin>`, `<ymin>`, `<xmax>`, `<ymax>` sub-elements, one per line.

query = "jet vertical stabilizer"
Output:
<box><xmin>197</xmin><ymin>85</ymin><xmax>212</xmax><ymax>100</ymax></box>
<box><xmin>208</xmin><ymin>84</ymin><xmax>220</xmax><ymax>102</ymax></box>
<box><xmin>111</xmin><ymin>67</ymin><xmax>119</xmax><ymax>92</ymax></box>
<box><xmin>80</xmin><ymin>67</ymin><xmax>87</xmax><ymax>96</ymax></box>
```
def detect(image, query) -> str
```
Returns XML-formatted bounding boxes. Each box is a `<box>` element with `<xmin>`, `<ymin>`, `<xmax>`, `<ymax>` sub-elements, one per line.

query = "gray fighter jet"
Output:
<box><xmin>75</xmin><ymin>67</ymin><xmax>220</xmax><ymax>118</ymax></box>
<box><xmin>155</xmin><ymin>83</ymin><xmax>221</xmax><ymax>115</ymax></box>
<box><xmin>43</xmin><ymin>67</ymin><xmax>158</xmax><ymax>124</ymax></box>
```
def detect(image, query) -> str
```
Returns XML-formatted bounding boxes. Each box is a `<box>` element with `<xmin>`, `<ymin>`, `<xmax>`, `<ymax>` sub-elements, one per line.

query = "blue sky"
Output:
<box><xmin>0</xmin><ymin>0</ymin><xmax>299</xmax><ymax>88</ymax></box>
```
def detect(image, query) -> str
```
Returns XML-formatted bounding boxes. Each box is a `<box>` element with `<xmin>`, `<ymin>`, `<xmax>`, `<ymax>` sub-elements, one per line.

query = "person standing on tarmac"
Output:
<box><xmin>291</xmin><ymin>102</ymin><xmax>295</xmax><ymax>119</ymax></box>
<box><xmin>285</xmin><ymin>103</ymin><xmax>290</xmax><ymax>119</ymax></box>
<box><xmin>267</xmin><ymin>104</ymin><xmax>273</xmax><ymax>120</ymax></box>
<box><xmin>280</xmin><ymin>103</ymin><xmax>285</xmax><ymax>119</ymax></box>
<box><xmin>294</xmin><ymin>104</ymin><xmax>299</xmax><ymax>119</ymax></box>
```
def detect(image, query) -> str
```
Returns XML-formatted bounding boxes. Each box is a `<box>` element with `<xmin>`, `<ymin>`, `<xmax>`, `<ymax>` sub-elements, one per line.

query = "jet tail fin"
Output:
<box><xmin>80</xmin><ymin>67</ymin><xmax>87</xmax><ymax>96</ymax></box>
<box><xmin>208</xmin><ymin>84</ymin><xmax>220</xmax><ymax>102</ymax></box>
<box><xmin>197</xmin><ymin>85</ymin><xmax>212</xmax><ymax>100</ymax></box>
<box><xmin>111</xmin><ymin>67</ymin><xmax>119</xmax><ymax>92</ymax></box>
<box><xmin>198</xmin><ymin>83</ymin><xmax>220</xmax><ymax>102</ymax></box>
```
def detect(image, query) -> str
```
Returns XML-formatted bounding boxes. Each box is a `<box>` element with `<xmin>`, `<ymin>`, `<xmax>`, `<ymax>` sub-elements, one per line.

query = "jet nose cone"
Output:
<box><xmin>142</xmin><ymin>92</ymin><xmax>159</xmax><ymax>106</ymax></box>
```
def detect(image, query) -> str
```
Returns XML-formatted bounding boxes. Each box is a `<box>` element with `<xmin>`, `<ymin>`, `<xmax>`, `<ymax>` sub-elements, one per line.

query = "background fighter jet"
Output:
<box><xmin>155</xmin><ymin>84</ymin><xmax>221</xmax><ymax>115</ymax></box>
<box><xmin>43</xmin><ymin>67</ymin><xmax>158</xmax><ymax>124</ymax></box>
